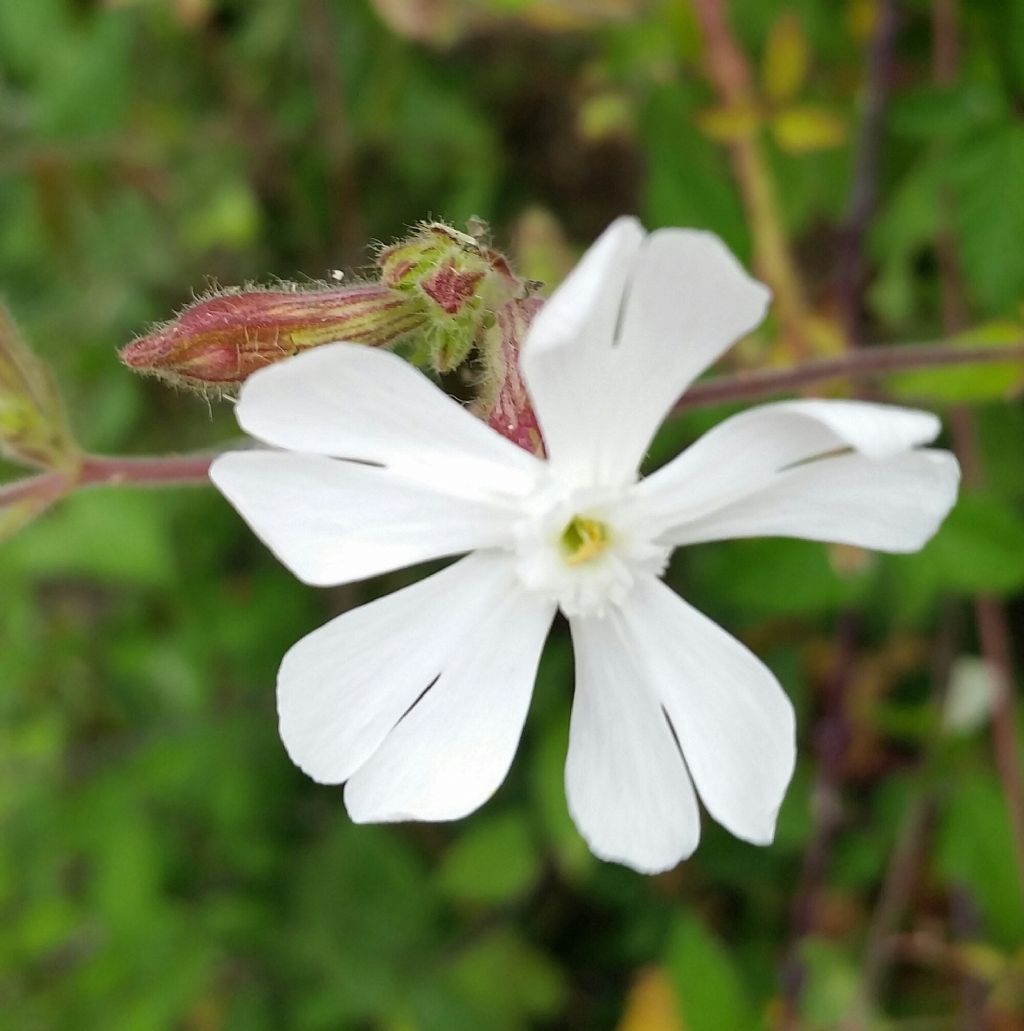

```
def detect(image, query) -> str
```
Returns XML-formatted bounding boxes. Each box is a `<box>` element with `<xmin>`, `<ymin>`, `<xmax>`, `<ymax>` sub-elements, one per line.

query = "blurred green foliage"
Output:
<box><xmin>1</xmin><ymin>0</ymin><xmax>1023</xmax><ymax>1028</ymax></box>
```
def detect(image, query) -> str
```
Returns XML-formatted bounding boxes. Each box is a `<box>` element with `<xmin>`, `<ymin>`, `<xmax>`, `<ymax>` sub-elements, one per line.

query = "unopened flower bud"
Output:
<box><xmin>378</xmin><ymin>222</ymin><xmax>521</xmax><ymax>373</ymax></box>
<box><xmin>121</xmin><ymin>283</ymin><xmax>427</xmax><ymax>392</ymax></box>
<box><xmin>0</xmin><ymin>305</ymin><xmax>79</xmax><ymax>471</ymax></box>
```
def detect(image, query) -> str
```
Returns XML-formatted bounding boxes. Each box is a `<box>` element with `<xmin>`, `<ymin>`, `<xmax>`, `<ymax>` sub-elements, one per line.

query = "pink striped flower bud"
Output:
<box><xmin>121</xmin><ymin>283</ymin><xmax>427</xmax><ymax>392</ymax></box>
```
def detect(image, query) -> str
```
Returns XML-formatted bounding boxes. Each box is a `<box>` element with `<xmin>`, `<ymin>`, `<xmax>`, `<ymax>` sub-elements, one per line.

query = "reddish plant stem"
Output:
<box><xmin>0</xmin><ymin>469</ymin><xmax>69</xmax><ymax>507</ymax></box>
<box><xmin>1</xmin><ymin>452</ymin><xmax>215</xmax><ymax>520</ymax></box>
<box><xmin>77</xmin><ymin>452</ymin><xmax>216</xmax><ymax>489</ymax></box>
<box><xmin>1</xmin><ymin>338</ymin><xmax>1020</xmax><ymax>517</ymax></box>
<box><xmin>672</xmin><ymin>339</ymin><xmax>1024</xmax><ymax>415</ymax></box>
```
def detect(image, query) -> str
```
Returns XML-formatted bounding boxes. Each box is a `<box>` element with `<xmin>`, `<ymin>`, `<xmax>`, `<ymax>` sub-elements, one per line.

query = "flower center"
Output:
<box><xmin>560</xmin><ymin>515</ymin><xmax>610</xmax><ymax>566</ymax></box>
<box><xmin>512</xmin><ymin>486</ymin><xmax>670</xmax><ymax>619</ymax></box>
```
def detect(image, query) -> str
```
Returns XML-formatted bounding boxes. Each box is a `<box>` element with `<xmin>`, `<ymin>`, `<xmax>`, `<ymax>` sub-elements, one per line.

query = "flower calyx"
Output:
<box><xmin>120</xmin><ymin>282</ymin><xmax>428</xmax><ymax>395</ymax></box>
<box><xmin>377</xmin><ymin>221</ymin><xmax>522</xmax><ymax>373</ymax></box>
<box><xmin>0</xmin><ymin>305</ymin><xmax>80</xmax><ymax>473</ymax></box>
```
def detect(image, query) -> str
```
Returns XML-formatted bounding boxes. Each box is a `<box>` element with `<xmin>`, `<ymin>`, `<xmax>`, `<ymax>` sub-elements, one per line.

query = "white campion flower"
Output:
<box><xmin>210</xmin><ymin>218</ymin><xmax>959</xmax><ymax>874</ymax></box>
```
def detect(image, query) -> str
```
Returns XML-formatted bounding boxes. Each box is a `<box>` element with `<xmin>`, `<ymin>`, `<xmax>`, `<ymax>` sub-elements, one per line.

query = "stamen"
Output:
<box><xmin>560</xmin><ymin>515</ymin><xmax>610</xmax><ymax>566</ymax></box>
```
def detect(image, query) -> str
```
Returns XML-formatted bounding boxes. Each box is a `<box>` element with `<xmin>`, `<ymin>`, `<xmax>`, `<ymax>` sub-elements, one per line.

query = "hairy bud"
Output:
<box><xmin>119</xmin><ymin>220</ymin><xmax>548</xmax><ymax>456</ymax></box>
<box><xmin>378</xmin><ymin>222</ymin><xmax>520</xmax><ymax>372</ymax></box>
<box><xmin>0</xmin><ymin>305</ymin><xmax>79</xmax><ymax>471</ymax></box>
<box><xmin>121</xmin><ymin>283</ymin><xmax>427</xmax><ymax>392</ymax></box>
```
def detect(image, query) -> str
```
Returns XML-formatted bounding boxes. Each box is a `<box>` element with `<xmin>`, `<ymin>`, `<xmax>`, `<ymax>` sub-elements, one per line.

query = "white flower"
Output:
<box><xmin>210</xmin><ymin>218</ymin><xmax>959</xmax><ymax>874</ymax></box>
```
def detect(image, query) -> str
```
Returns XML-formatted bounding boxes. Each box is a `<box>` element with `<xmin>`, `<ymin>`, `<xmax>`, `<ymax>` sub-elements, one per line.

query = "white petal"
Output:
<box><xmin>610</xmin><ymin>230</ymin><xmax>771</xmax><ymax>464</ymax></box>
<box><xmin>523</xmin><ymin>223</ymin><xmax>769</xmax><ymax>489</ymax></box>
<box><xmin>565</xmin><ymin>612</ymin><xmax>701</xmax><ymax>874</ymax></box>
<box><xmin>668</xmin><ymin>449</ymin><xmax>960</xmax><ymax>552</ymax></box>
<box><xmin>210</xmin><ymin>450</ymin><xmax>520</xmax><ymax>586</ymax></box>
<box><xmin>632</xmin><ymin>399</ymin><xmax>956</xmax><ymax>547</ymax></box>
<box><xmin>278</xmin><ymin>552</ymin><xmax>518</xmax><ymax>785</ymax></box>
<box><xmin>344</xmin><ymin>583</ymin><xmax>555</xmax><ymax>822</ymax></box>
<box><xmin>234</xmin><ymin>342</ymin><xmax>543</xmax><ymax>500</ymax></box>
<box><xmin>525</xmin><ymin>216</ymin><xmax>646</xmax><ymax>363</ymax></box>
<box><xmin>620</xmin><ymin>577</ymin><xmax>796</xmax><ymax>845</ymax></box>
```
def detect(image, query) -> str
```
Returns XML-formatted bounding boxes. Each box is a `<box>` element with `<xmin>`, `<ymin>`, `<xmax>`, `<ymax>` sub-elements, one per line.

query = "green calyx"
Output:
<box><xmin>377</xmin><ymin>221</ymin><xmax>523</xmax><ymax>374</ymax></box>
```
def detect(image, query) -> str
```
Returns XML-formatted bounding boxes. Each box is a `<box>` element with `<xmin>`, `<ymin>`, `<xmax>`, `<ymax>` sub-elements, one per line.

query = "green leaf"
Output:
<box><xmin>869</xmin><ymin>153</ymin><xmax>944</xmax><ymax>323</ymax></box>
<box><xmin>690</xmin><ymin>537</ymin><xmax>868</xmax><ymax>619</ymax></box>
<box><xmin>640</xmin><ymin>84</ymin><xmax>750</xmax><ymax>261</ymax></box>
<box><xmin>915</xmin><ymin>493</ymin><xmax>1024</xmax><ymax>595</ymax></box>
<box><xmin>445</xmin><ymin>930</ymin><xmax>567</xmax><ymax>1030</ymax></box>
<box><xmin>771</xmin><ymin>105</ymin><xmax>847</xmax><ymax>154</ymax></box>
<box><xmin>437</xmin><ymin>812</ymin><xmax>541</xmax><ymax>906</ymax></box>
<box><xmin>937</xmin><ymin>771</ymin><xmax>1024</xmax><ymax>947</ymax></box>
<box><xmin>666</xmin><ymin>913</ymin><xmax>758</xmax><ymax>1031</ymax></box>
<box><xmin>888</xmin><ymin>84</ymin><xmax>1005</xmax><ymax>140</ymax></box>
<box><xmin>0</xmin><ymin>489</ymin><xmax>176</xmax><ymax>586</ymax></box>
<box><xmin>797</xmin><ymin>940</ymin><xmax>862</xmax><ymax>1029</ymax></box>
<box><xmin>984</xmin><ymin>0</ymin><xmax>1024</xmax><ymax>99</ymax></box>
<box><xmin>761</xmin><ymin>12</ymin><xmax>810</xmax><ymax>105</ymax></box>
<box><xmin>951</xmin><ymin>124</ymin><xmax>1024</xmax><ymax>312</ymax></box>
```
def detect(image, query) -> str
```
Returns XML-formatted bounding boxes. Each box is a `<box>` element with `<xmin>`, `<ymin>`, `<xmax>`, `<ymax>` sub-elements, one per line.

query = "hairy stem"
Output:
<box><xmin>77</xmin><ymin>452</ymin><xmax>217</xmax><ymax>488</ymax></box>
<box><xmin>1</xmin><ymin>451</ymin><xmax>216</xmax><ymax>527</ymax></box>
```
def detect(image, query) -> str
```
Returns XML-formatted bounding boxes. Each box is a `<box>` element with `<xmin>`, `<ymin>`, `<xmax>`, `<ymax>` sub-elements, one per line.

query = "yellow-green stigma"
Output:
<box><xmin>560</xmin><ymin>515</ymin><xmax>611</xmax><ymax>566</ymax></box>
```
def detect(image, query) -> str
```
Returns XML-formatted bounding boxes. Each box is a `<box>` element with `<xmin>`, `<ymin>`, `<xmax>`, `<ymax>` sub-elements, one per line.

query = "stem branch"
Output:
<box><xmin>672</xmin><ymin>339</ymin><xmax>1024</xmax><ymax>415</ymax></box>
<box><xmin>77</xmin><ymin>452</ymin><xmax>215</xmax><ymax>489</ymax></box>
<box><xmin>2</xmin><ymin>340</ymin><xmax>1022</xmax><ymax>525</ymax></box>
<box><xmin>0</xmin><ymin>469</ymin><xmax>68</xmax><ymax>507</ymax></box>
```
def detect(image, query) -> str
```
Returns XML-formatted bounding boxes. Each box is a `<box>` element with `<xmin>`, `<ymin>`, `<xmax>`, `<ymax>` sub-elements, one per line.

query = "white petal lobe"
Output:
<box><xmin>210</xmin><ymin>450</ymin><xmax>520</xmax><ymax>586</ymax></box>
<box><xmin>565</xmin><ymin>613</ymin><xmax>701</xmax><ymax>873</ymax></box>
<box><xmin>344</xmin><ymin>584</ymin><xmax>555</xmax><ymax>823</ymax></box>
<box><xmin>523</xmin><ymin>225</ymin><xmax>769</xmax><ymax>489</ymax></box>
<box><xmin>632</xmin><ymin>399</ymin><xmax>957</xmax><ymax>548</ymax></box>
<box><xmin>234</xmin><ymin>342</ymin><xmax>543</xmax><ymax>499</ymax></box>
<box><xmin>620</xmin><ymin>577</ymin><xmax>796</xmax><ymax>844</ymax></box>
<box><xmin>669</xmin><ymin>449</ymin><xmax>960</xmax><ymax>552</ymax></box>
<box><xmin>278</xmin><ymin>552</ymin><xmax>515</xmax><ymax>784</ymax></box>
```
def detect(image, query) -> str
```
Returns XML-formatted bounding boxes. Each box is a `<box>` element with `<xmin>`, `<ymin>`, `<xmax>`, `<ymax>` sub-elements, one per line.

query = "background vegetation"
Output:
<box><xmin>1</xmin><ymin>0</ymin><xmax>1023</xmax><ymax>1027</ymax></box>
